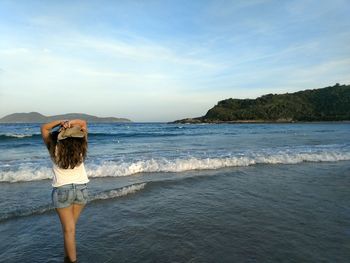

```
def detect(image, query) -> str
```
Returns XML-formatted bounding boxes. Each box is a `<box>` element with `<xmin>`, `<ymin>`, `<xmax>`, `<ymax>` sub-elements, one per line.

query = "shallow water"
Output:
<box><xmin>1</xmin><ymin>162</ymin><xmax>349</xmax><ymax>262</ymax></box>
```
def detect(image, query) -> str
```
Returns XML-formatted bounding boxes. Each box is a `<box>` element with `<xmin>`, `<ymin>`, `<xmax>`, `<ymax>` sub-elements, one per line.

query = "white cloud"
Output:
<box><xmin>0</xmin><ymin>0</ymin><xmax>349</xmax><ymax>121</ymax></box>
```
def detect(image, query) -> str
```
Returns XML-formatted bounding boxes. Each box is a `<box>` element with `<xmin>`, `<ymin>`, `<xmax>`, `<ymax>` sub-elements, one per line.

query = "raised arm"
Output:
<box><xmin>40</xmin><ymin>120</ymin><xmax>66</xmax><ymax>147</ymax></box>
<box><xmin>40</xmin><ymin>119</ymin><xmax>88</xmax><ymax>148</ymax></box>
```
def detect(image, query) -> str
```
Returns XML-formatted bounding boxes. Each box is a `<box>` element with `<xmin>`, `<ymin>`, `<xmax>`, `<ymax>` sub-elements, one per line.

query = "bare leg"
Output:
<box><xmin>73</xmin><ymin>204</ymin><xmax>85</xmax><ymax>224</ymax></box>
<box><xmin>56</xmin><ymin>206</ymin><xmax>77</xmax><ymax>262</ymax></box>
<box><xmin>56</xmin><ymin>204</ymin><xmax>85</xmax><ymax>262</ymax></box>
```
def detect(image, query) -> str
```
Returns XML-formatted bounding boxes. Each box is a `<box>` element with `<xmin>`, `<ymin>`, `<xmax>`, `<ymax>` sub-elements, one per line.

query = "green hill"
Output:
<box><xmin>0</xmin><ymin>112</ymin><xmax>131</xmax><ymax>123</ymax></box>
<box><xmin>174</xmin><ymin>84</ymin><xmax>350</xmax><ymax>123</ymax></box>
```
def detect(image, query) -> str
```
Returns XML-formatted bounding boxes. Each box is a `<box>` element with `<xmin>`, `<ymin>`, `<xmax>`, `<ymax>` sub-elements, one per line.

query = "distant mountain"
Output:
<box><xmin>174</xmin><ymin>84</ymin><xmax>350</xmax><ymax>123</ymax></box>
<box><xmin>0</xmin><ymin>112</ymin><xmax>131</xmax><ymax>123</ymax></box>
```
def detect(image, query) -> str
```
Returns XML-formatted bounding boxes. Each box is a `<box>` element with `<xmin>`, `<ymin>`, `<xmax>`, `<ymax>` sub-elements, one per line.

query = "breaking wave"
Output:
<box><xmin>0</xmin><ymin>183</ymin><xmax>147</xmax><ymax>222</ymax></box>
<box><xmin>0</xmin><ymin>132</ymin><xmax>182</xmax><ymax>140</ymax></box>
<box><xmin>1</xmin><ymin>147</ymin><xmax>350</xmax><ymax>183</ymax></box>
<box><xmin>91</xmin><ymin>183</ymin><xmax>147</xmax><ymax>201</ymax></box>
<box><xmin>0</xmin><ymin>133</ymin><xmax>38</xmax><ymax>139</ymax></box>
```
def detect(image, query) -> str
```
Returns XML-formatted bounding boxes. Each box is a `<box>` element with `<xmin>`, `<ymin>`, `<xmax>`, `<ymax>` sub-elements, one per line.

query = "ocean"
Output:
<box><xmin>0</xmin><ymin>122</ymin><xmax>349</xmax><ymax>262</ymax></box>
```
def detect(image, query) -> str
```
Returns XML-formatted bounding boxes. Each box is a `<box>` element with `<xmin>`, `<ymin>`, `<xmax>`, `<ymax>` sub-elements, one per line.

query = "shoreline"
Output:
<box><xmin>171</xmin><ymin>119</ymin><xmax>350</xmax><ymax>124</ymax></box>
<box><xmin>167</xmin><ymin>120</ymin><xmax>350</xmax><ymax>124</ymax></box>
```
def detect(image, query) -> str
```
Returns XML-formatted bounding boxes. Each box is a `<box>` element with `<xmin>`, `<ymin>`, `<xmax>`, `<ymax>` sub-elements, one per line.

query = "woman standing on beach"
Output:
<box><xmin>41</xmin><ymin>119</ymin><xmax>89</xmax><ymax>263</ymax></box>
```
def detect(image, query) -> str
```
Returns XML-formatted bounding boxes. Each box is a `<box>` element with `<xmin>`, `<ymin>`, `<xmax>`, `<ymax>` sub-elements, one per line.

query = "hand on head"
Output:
<box><xmin>59</xmin><ymin>119</ymin><xmax>86</xmax><ymax>132</ymax></box>
<box><xmin>59</xmin><ymin>121</ymin><xmax>85</xmax><ymax>135</ymax></box>
<box><xmin>60</xmin><ymin>120</ymin><xmax>71</xmax><ymax>129</ymax></box>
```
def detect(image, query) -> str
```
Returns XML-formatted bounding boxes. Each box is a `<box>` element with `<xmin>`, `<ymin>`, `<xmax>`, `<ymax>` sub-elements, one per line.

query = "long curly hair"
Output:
<box><xmin>49</xmin><ymin>130</ymin><xmax>88</xmax><ymax>169</ymax></box>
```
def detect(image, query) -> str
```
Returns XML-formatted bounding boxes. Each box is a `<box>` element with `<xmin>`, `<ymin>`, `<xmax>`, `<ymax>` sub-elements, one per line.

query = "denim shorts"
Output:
<box><xmin>52</xmin><ymin>183</ymin><xmax>89</xmax><ymax>209</ymax></box>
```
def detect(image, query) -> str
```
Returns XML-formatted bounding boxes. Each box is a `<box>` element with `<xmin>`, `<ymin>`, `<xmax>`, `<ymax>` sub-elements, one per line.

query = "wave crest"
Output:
<box><xmin>0</xmin><ymin>133</ymin><xmax>37</xmax><ymax>139</ymax></box>
<box><xmin>88</xmin><ymin>150</ymin><xmax>350</xmax><ymax>178</ymax></box>
<box><xmin>0</xmin><ymin>183</ymin><xmax>146</xmax><ymax>222</ymax></box>
<box><xmin>1</xmin><ymin>148</ymin><xmax>349</xmax><ymax>183</ymax></box>
<box><xmin>91</xmin><ymin>183</ymin><xmax>146</xmax><ymax>201</ymax></box>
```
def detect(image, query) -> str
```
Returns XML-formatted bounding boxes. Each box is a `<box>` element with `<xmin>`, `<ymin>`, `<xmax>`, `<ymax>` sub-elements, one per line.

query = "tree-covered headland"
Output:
<box><xmin>174</xmin><ymin>84</ymin><xmax>350</xmax><ymax>123</ymax></box>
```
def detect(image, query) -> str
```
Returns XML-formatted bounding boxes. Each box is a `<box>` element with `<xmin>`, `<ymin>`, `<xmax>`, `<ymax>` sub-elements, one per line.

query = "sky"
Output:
<box><xmin>0</xmin><ymin>0</ymin><xmax>349</xmax><ymax>122</ymax></box>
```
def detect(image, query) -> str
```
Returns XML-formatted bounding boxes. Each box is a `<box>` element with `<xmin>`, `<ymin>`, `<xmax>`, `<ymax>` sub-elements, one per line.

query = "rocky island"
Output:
<box><xmin>0</xmin><ymin>112</ymin><xmax>131</xmax><ymax>123</ymax></box>
<box><xmin>174</xmin><ymin>84</ymin><xmax>350</xmax><ymax>123</ymax></box>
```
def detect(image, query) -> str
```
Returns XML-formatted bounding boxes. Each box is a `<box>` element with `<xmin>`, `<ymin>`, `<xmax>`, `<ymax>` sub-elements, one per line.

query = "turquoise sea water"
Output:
<box><xmin>0</xmin><ymin>123</ymin><xmax>349</xmax><ymax>262</ymax></box>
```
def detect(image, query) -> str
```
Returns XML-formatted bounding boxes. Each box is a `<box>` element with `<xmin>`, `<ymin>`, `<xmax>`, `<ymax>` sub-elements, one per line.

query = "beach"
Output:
<box><xmin>0</xmin><ymin>123</ymin><xmax>349</xmax><ymax>262</ymax></box>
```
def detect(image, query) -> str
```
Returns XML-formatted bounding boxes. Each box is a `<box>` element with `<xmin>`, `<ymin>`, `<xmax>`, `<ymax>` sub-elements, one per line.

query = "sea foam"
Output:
<box><xmin>91</xmin><ymin>183</ymin><xmax>147</xmax><ymax>201</ymax></box>
<box><xmin>0</xmin><ymin>133</ymin><xmax>37</xmax><ymax>139</ymax></box>
<box><xmin>1</xmin><ymin>148</ymin><xmax>349</xmax><ymax>183</ymax></box>
<box><xmin>0</xmin><ymin>183</ymin><xmax>147</xmax><ymax>222</ymax></box>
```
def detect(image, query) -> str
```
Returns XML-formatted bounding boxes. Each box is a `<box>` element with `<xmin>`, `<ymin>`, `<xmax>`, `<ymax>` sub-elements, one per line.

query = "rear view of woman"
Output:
<box><xmin>41</xmin><ymin>119</ymin><xmax>89</xmax><ymax>263</ymax></box>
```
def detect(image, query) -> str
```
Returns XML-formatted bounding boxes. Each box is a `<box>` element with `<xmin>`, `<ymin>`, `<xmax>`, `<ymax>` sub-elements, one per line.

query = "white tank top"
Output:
<box><xmin>52</xmin><ymin>162</ymin><xmax>89</xmax><ymax>187</ymax></box>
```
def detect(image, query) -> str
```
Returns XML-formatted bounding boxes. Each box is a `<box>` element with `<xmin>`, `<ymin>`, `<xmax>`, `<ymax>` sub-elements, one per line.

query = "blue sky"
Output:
<box><xmin>0</xmin><ymin>0</ymin><xmax>349</xmax><ymax>121</ymax></box>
